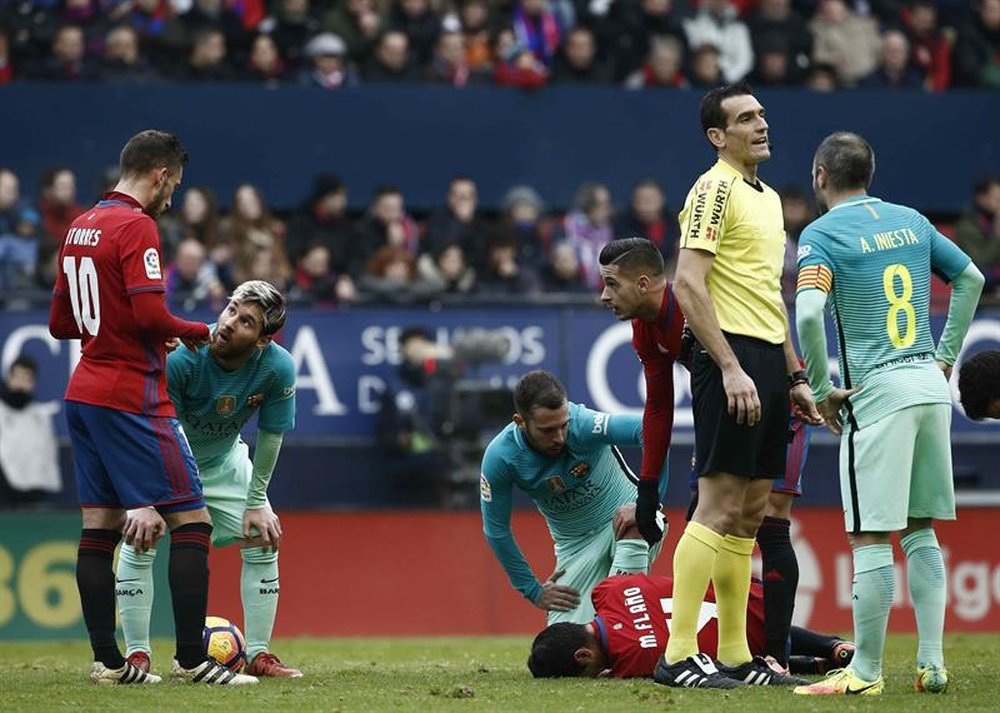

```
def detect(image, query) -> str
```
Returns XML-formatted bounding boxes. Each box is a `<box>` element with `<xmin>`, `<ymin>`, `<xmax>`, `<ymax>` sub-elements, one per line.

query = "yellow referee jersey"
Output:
<box><xmin>678</xmin><ymin>158</ymin><xmax>787</xmax><ymax>345</ymax></box>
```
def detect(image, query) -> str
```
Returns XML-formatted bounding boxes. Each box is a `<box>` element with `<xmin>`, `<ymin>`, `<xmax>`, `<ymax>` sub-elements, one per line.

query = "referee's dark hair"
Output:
<box><xmin>700</xmin><ymin>81</ymin><xmax>756</xmax><ymax>143</ymax></box>
<box><xmin>527</xmin><ymin>623</ymin><xmax>588</xmax><ymax>678</ymax></box>
<box><xmin>814</xmin><ymin>132</ymin><xmax>876</xmax><ymax>192</ymax></box>
<box><xmin>598</xmin><ymin>237</ymin><xmax>664</xmax><ymax>277</ymax></box>
<box><xmin>514</xmin><ymin>370</ymin><xmax>567</xmax><ymax>418</ymax></box>
<box><xmin>958</xmin><ymin>350</ymin><xmax>1000</xmax><ymax>421</ymax></box>
<box><xmin>119</xmin><ymin>130</ymin><xmax>189</xmax><ymax>178</ymax></box>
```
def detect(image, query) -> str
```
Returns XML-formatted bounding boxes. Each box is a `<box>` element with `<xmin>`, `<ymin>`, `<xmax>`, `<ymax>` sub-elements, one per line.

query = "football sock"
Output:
<box><xmin>788</xmin><ymin>625</ymin><xmax>842</xmax><ymax>658</ymax></box>
<box><xmin>169</xmin><ymin>522</ymin><xmax>213</xmax><ymax>669</ymax></box>
<box><xmin>901</xmin><ymin>529</ymin><xmax>946</xmax><ymax>669</ymax></box>
<box><xmin>757</xmin><ymin>516</ymin><xmax>798</xmax><ymax>665</ymax></box>
<box><xmin>610</xmin><ymin>538</ymin><xmax>650</xmax><ymax>575</ymax></box>
<box><xmin>77</xmin><ymin>528</ymin><xmax>125</xmax><ymax>668</ymax></box>
<box><xmin>713</xmin><ymin>533</ymin><xmax>755</xmax><ymax>667</ymax></box>
<box><xmin>664</xmin><ymin>521</ymin><xmax>723</xmax><ymax>664</ymax></box>
<box><xmin>849</xmin><ymin>544</ymin><xmax>895</xmax><ymax>682</ymax></box>
<box><xmin>116</xmin><ymin>545</ymin><xmax>156</xmax><ymax>656</ymax></box>
<box><xmin>241</xmin><ymin>547</ymin><xmax>280</xmax><ymax>662</ymax></box>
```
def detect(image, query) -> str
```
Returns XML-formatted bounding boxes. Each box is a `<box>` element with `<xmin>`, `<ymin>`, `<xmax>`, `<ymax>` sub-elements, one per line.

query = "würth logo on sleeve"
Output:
<box><xmin>216</xmin><ymin>395</ymin><xmax>237</xmax><ymax>416</ymax></box>
<box><xmin>143</xmin><ymin>248</ymin><xmax>161</xmax><ymax>279</ymax></box>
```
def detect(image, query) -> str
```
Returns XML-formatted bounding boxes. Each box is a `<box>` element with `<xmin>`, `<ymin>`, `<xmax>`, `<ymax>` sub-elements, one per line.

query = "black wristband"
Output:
<box><xmin>788</xmin><ymin>369</ymin><xmax>808</xmax><ymax>389</ymax></box>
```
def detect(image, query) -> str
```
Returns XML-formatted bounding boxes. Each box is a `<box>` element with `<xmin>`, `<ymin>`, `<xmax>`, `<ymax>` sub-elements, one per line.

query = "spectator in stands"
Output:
<box><xmin>747</xmin><ymin>0</ymin><xmax>811</xmax><ymax>83</ymax></box>
<box><xmin>809</xmin><ymin>0</ymin><xmax>881</xmax><ymax>85</ymax></box>
<box><xmin>953</xmin><ymin>176</ymin><xmax>1000</xmax><ymax>295</ymax></box>
<box><xmin>624</xmin><ymin>35</ymin><xmax>688</xmax><ymax>89</ymax></box>
<box><xmin>32</xmin><ymin>23</ymin><xmax>96</xmax><ymax>80</ymax></box>
<box><xmin>101</xmin><ymin>24</ymin><xmax>160</xmax><ymax>83</ymax></box>
<box><xmin>165</xmin><ymin>236</ymin><xmax>225</xmax><ymax>310</ymax></box>
<box><xmin>321</xmin><ymin>0</ymin><xmax>382</xmax><ymax>64</ymax></box>
<box><xmin>859</xmin><ymin>29</ymin><xmax>925</xmax><ymax>89</ymax></box>
<box><xmin>683</xmin><ymin>0</ymin><xmax>754</xmax><ymax>83</ymax></box>
<box><xmin>686</xmin><ymin>41</ymin><xmax>723</xmax><ymax>88</ymax></box>
<box><xmin>285</xmin><ymin>174</ymin><xmax>359</xmax><ymax>302</ymax></box>
<box><xmin>180</xmin><ymin>0</ymin><xmax>249</xmax><ymax>64</ymax></box>
<box><xmin>492</xmin><ymin>28</ymin><xmax>550</xmax><ymax>88</ymax></box>
<box><xmin>110</xmin><ymin>0</ymin><xmax>187</xmax><ymax>75</ymax></box>
<box><xmin>290</xmin><ymin>243</ymin><xmax>341</xmax><ymax>305</ymax></box>
<box><xmin>903</xmin><ymin>0</ymin><xmax>953</xmax><ymax>92</ymax></box>
<box><xmin>357</xmin><ymin>185</ymin><xmax>421</xmax><ymax>275</ymax></box>
<box><xmin>451</xmin><ymin>0</ymin><xmax>493</xmax><ymax>73</ymax></box>
<box><xmin>257</xmin><ymin>0</ymin><xmax>319</xmax><ymax>70</ymax></box>
<box><xmin>359</xmin><ymin>244</ymin><xmax>439</xmax><ymax>302</ymax></box>
<box><xmin>501</xmin><ymin>184</ymin><xmax>553</xmax><ymax>270</ymax></box>
<box><xmin>299</xmin><ymin>31</ymin><xmax>355</xmax><ymax>88</ymax></box>
<box><xmin>387</xmin><ymin>0</ymin><xmax>441</xmax><ymax>68</ymax></box>
<box><xmin>613</xmin><ymin>179</ymin><xmax>678</xmax><ymax>269</ymax></box>
<box><xmin>560</xmin><ymin>182</ymin><xmax>614</xmax><ymax>291</ymax></box>
<box><xmin>425</xmin><ymin>29</ymin><xmax>475</xmax><ymax>85</ymax></box>
<box><xmin>477</xmin><ymin>229</ymin><xmax>541</xmax><ymax>296</ymax></box>
<box><xmin>511</xmin><ymin>0</ymin><xmax>573</xmax><ymax>68</ymax></box>
<box><xmin>540</xmin><ymin>241</ymin><xmax>590</xmax><ymax>293</ymax></box>
<box><xmin>953</xmin><ymin>0</ymin><xmax>1000</xmax><ymax>89</ymax></box>
<box><xmin>158</xmin><ymin>185</ymin><xmax>220</xmax><ymax>262</ymax></box>
<box><xmin>38</xmin><ymin>166</ymin><xmax>84</xmax><ymax>246</ymax></box>
<box><xmin>362</xmin><ymin>29</ymin><xmax>418</xmax><ymax>82</ymax></box>
<box><xmin>0</xmin><ymin>355</ymin><xmax>62</xmax><ymax>509</ymax></box>
<box><xmin>803</xmin><ymin>60</ymin><xmax>839</xmax><ymax>90</ymax></box>
<box><xmin>779</xmin><ymin>185</ymin><xmax>816</xmax><ymax>299</ymax></box>
<box><xmin>424</xmin><ymin>176</ymin><xmax>488</xmax><ymax>271</ymax></box>
<box><xmin>1</xmin><ymin>22</ymin><xmax>14</xmax><ymax>83</ymax></box>
<box><xmin>418</xmin><ymin>243</ymin><xmax>477</xmax><ymax>296</ymax></box>
<box><xmin>606</xmin><ymin>0</ymin><xmax>687</xmax><ymax>81</ymax></box>
<box><xmin>0</xmin><ymin>167</ymin><xmax>42</xmax><ymax>292</ymax></box>
<box><xmin>551</xmin><ymin>25</ymin><xmax>612</xmax><ymax>83</ymax></box>
<box><xmin>221</xmin><ymin>183</ymin><xmax>292</xmax><ymax>289</ymax></box>
<box><xmin>179</xmin><ymin>27</ymin><xmax>235</xmax><ymax>81</ymax></box>
<box><xmin>241</xmin><ymin>32</ymin><xmax>288</xmax><ymax>85</ymax></box>
<box><xmin>748</xmin><ymin>35</ymin><xmax>795</xmax><ymax>86</ymax></box>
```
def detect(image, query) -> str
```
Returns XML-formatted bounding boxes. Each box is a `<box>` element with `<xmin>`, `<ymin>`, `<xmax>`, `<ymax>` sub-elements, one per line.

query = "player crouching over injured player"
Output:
<box><xmin>528</xmin><ymin>573</ymin><xmax>853</xmax><ymax>681</ymax></box>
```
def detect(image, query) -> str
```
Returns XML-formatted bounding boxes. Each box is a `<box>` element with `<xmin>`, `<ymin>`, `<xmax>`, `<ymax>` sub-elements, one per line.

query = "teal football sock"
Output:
<box><xmin>241</xmin><ymin>547</ymin><xmax>279</xmax><ymax>662</ymax></box>
<box><xmin>849</xmin><ymin>544</ymin><xmax>895</xmax><ymax>682</ymax></box>
<box><xmin>901</xmin><ymin>529</ymin><xmax>946</xmax><ymax>668</ymax></box>
<box><xmin>610</xmin><ymin>538</ymin><xmax>650</xmax><ymax>575</ymax></box>
<box><xmin>115</xmin><ymin>545</ymin><xmax>156</xmax><ymax>657</ymax></box>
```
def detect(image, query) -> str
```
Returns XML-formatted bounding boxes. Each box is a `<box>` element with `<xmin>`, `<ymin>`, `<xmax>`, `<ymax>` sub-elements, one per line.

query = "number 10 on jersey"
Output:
<box><xmin>62</xmin><ymin>256</ymin><xmax>101</xmax><ymax>336</ymax></box>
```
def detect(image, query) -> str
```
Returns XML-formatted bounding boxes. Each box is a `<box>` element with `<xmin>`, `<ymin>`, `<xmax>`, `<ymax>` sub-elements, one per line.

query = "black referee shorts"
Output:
<box><xmin>690</xmin><ymin>332</ymin><xmax>790</xmax><ymax>480</ymax></box>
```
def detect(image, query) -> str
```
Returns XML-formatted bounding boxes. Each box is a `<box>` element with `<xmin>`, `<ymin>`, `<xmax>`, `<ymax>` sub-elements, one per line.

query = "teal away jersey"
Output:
<box><xmin>167</xmin><ymin>332</ymin><xmax>297</xmax><ymax>466</ymax></box>
<box><xmin>797</xmin><ymin>196</ymin><xmax>970</xmax><ymax>425</ymax></box>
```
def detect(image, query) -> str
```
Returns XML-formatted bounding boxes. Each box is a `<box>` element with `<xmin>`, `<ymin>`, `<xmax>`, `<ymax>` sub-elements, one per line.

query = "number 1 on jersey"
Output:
<box><xmin>883</xmin><ymin>263</ymin><xmax>915</xmax><ymax>349</ymax></box>
<box><xmin>62</xmin><ymin>256</ymin><xmax>101</xmax><ymax>336</ymax></box>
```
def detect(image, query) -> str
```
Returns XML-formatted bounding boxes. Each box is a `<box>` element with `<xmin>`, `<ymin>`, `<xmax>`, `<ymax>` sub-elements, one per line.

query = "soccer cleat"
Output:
<box><xmin>170</xmin><ymin>658</ymin><xmax>259</xmax><ymax>685</ymax></box>
<box><xmin>126</xmin><ymin>651</ymin><xmax>151</xmax><ymax>673</ymax></box>
<box><xmin>793</xmin><ymin>667</ymin><xmax>884</xmax><ymax>696</ymax></box>
<box><xmin>246</xmin><ymin>652</ymin><xmax>303</xmax><ymax>678</ymax></box>
<box><xmin>89</xmin><ymin>660</ymin><xmax>161</xmax><ymax>685</ymax></box>
<box><xmin>916</xmin><ymin>664</ymin><xmax>949</xmax><ymax>693</ymax></box>
<box><xmin>831</xmin><ymin>640</ymin><xmax>856</xmax><ymax>669</ymax></box>
<box><xmin>719</xmin><ymin>655</ymin><xmax>810</xmax><ymax>686</ymax></box>
<box><xmin>653</xmin><ymin>653</ymin><xmax>746</xmax><ymax>689</ymax></box>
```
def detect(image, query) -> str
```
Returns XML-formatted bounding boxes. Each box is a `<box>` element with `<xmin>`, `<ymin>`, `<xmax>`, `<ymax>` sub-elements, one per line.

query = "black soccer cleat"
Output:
<box><xmin>653</xmin><ymin>653</ymin><xmax>746</xmax><ymax>689</ymax></box>
<box><xmin>719</xmin><ymin>655</ymin><xmax>811</xmax><ymax>686</ymax></box>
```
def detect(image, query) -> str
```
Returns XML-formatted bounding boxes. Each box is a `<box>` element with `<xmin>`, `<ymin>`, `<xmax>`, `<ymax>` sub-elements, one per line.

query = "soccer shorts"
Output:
<box><xmin>690</xmin><ymin>333</ymin><xmax>790</xmax><ymax>480</ymax></box>
<box><xmin>66</xmin><ymin>400</ymin><xmax>204</xmax><ymax>513</ymax></box>
<box><xmin>840</xmin><ymin>402</ymin><xmax>954</xmax><ymax>533</ymax></box>
<box><xmin>198</xmin><ymin>440</ymin><xmax>269</xmax><ymax>547</ymax></box>
<box><xmin>547</xmin><ymin>511</ymin><xmax>666</xmax><ymax>625</ymax></box>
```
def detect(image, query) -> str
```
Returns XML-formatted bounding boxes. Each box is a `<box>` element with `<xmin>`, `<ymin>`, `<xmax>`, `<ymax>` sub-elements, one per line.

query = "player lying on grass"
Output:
<box><xmin>528</xmin><ymin>572</ymin><xmax>854</xmax><ymax>680</ymax></box>
<box><xmin>115</xmin><ymin>280</ymin><xmax>302</xmax><ymax>678</ymax></box>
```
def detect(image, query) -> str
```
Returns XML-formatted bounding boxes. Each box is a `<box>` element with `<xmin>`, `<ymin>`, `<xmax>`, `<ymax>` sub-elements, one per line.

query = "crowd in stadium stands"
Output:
<box><xmin>0</xmin><ymin>0</ymin><xmax>997</xmax><ymax>90</ymax></box>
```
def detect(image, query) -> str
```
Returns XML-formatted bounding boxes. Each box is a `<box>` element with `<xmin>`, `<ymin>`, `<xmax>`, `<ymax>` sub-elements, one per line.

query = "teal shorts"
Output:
<box><xmin>199</xmin><ymin>440</ymin><xmax>268</xmax><ymax>547</ymax></box>
<box><xmin>546</xmin><ymin>511</ymin><xmax>665</xmax><ymax>625</ymax></box>
<box><xmin>840</xmin><ymin>402</ymin><xmax>955</xmax><ymax>534</ymax></box>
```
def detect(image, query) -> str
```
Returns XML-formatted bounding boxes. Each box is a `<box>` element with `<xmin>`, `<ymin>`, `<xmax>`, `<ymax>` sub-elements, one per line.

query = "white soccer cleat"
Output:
<box><xmin>89</xmin><ymin>660</ymin><xmax>162</xmax><ymax>685</ymax></box>
<box><xmin>171</xmin><ymin>659</ymin><xmax>258</xmax><ymax>685</ymax></box>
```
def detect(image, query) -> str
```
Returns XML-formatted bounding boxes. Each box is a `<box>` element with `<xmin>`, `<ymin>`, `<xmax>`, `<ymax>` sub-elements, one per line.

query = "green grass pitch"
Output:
<box><xmin>1</xmin><ymin>634</ymin><xmax>996</xmax><ymax>712</ymax></box>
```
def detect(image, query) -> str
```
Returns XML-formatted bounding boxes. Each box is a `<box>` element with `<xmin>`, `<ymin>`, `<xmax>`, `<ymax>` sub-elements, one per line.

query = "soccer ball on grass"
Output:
<box><xmin>203</xmin><ymin>616</ymin><xmax>247</xmax><ymax>672</ymax></box>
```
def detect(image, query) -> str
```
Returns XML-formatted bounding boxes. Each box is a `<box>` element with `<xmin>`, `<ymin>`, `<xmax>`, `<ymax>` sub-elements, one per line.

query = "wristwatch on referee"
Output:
<box><xmin>788</xmin><ymin>370</ymin><xmax>809</xmax><ymax>389</ymax></box>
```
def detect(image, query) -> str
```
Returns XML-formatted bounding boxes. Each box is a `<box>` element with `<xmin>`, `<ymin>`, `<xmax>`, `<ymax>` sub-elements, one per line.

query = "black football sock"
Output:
<box><xmin>757</xmin><ymin>516</ymin><xmax>798</xmax><ymax>665</ymax></box>
<box><xmin>789</xmin><ymin>625</ymin><xmax>844</xmax><ymax>658</ymax></box>
<box><xmin>169</xmin><ymin>522</ymin><xmax>213</xmax><ymax>669</ymax></box>
<box><xmin>77</xmin><ymin>528</ymin><xmax>125</xmax><ymax>669</ymax></box>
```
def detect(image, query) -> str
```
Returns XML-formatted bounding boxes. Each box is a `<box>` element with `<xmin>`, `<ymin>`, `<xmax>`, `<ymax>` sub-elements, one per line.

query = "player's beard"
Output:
<box><xmin>146</xmin><ymin>184</ymin><xmax>172</xmax><ymax>218</ymax></box>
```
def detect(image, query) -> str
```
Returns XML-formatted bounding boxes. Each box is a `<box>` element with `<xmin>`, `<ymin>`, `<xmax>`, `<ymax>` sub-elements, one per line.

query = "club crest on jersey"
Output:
<box><xmin>143</xmin><ymin>248</ymin><xmax>161</xmax><ymax>279</ymax></box>
<box><xmin>216</xmin><ymin>395</ymin><xmax>237</xmax><ymax>416</ymax></box>
<box><xmin>546</xmin><ymin>476</ymin><xmax>568</xmax><ymax>493</ymax></box>
<box><xmin>479</xmin><ymin>473</ymin><xmax>492</xmax><ymax>502</ymax></box>
<box><xmin>247</xmin><ymin>393</ymin><xmax>265</xmax><ymax>409</ymax></box>
<box><xmin>569</xmin><ymin>461</ymin><xmax>590</xmax><ymax>478</ymax></box>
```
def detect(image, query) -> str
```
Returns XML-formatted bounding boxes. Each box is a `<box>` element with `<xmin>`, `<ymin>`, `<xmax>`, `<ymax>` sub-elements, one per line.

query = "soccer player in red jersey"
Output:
<box><xmin>49</xmin><ymin>130</ymin><xmax>255</xmax><ymax>686</ymax></box>
<box><xmin>528</xmin><ymin>573</ymin><xmax>854</xmax><ymax>679</ymax></box>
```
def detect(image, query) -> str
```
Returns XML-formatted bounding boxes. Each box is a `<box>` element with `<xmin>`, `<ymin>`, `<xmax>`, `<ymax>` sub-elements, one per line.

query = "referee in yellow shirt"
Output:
<box><xmin>652</xmin><ymin>83</ymin><xmax>822</xmax><ymax>689</ymax></box>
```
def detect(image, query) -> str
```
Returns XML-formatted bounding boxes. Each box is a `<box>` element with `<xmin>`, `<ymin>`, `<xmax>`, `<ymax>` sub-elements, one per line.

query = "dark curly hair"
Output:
<box><xmin>958</xmin><ymin>350</ymin><xmax>1000</xmax><ymax>420</ymax></box>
